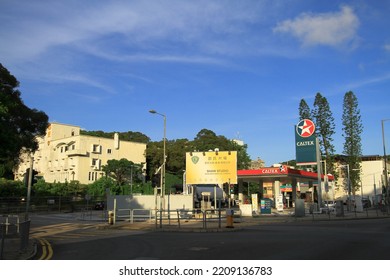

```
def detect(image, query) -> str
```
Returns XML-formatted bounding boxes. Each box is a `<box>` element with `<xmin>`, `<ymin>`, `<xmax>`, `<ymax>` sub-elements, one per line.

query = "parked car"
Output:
<box><xmin>94</xmin><ymin>201</ymin><xmax>105</xmax><ymax>210</ymax></box>
<box><xmin>362</xmin><ymin>198</ymin><xmax>371</xmax><ymax>208</ymax></box>
<box><xmin>324</xmin><ymin>200</ymin><xmax>336</xmax><ymax>208</ymax></box>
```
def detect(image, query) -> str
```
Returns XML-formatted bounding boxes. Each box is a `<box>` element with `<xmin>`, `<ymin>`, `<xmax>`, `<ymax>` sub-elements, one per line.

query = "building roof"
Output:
<box><xmin>238</xmin><ymin>165</ymin><xmax>334</xmax><ymax>182</ymax></box>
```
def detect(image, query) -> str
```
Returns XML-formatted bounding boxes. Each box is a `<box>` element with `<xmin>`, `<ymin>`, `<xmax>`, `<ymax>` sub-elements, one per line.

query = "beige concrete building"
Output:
<box><xmin>14</xmin><ymin>122</ymin><xmax>147</xmax><ymax>184</ymax></box>
<box><xmin>333</xmin><ymin>155</ymin><xmax>389</xmax><ymax>204</ymax></box>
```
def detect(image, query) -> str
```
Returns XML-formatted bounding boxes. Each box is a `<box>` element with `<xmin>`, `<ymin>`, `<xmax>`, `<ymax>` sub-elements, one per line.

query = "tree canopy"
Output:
<box><xmin>298</xmin><ymin>99</ymin><xmax>312</xmax><ymax>120</ymax></box>
<box><xmin>0</xmin><ymin>63</ymin><xmax>49</xmax><ymax>178</ymax></box>
<box><xmin>102</xmin><ymin>159</ymin><xmax>143</xmax><ymax>186</ymax></box>
<box><xmin>145</xmin><ymin>128</ymin><xmax>251</xmax><ymax>179</ymax></box>
<box><xmin>81</xmin><ymin>130</ymin><xmax>149</xmax><ymax>143</ymax></box>
<box><xmin>342</xmin><ymin>91</ymin><xmax>363</xmax><ymax>194</ymax></box>
<box><xmin>312</xmin><ymin>93</ymin><xmax>336</xmax><ymax>175</ymax></box>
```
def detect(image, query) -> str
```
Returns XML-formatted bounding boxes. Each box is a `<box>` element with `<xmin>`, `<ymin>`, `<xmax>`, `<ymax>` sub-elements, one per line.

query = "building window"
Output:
<box><xmin>91</xmin><ymin>158</ymin><xmax>101</xmax><ymax>170</ymax></box>
<box><xmin>107</xmin><ymin>149</ymin><xmax>112</xmax><ymax>154</ymax></box>
<box><xmin>92</xmin><ymin>144</ymin><xmax>102</xmax><ymax>153</ymax></box>
<box><xmin>88</xmin><ymin>171</ymin><xmax>98</xmax><ymax>181</ymax></box>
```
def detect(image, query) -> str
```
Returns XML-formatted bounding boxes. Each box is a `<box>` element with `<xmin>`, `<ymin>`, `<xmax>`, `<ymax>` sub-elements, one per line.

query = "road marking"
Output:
<box><xmin>188</xmin><ymin>247</ymin><xmax>209</xmax><ymax>251</ymax></box>
<box><xmin>38</xmin><ymin>238</ymin><xmax>53</xmax><ymax>260</ymax></box>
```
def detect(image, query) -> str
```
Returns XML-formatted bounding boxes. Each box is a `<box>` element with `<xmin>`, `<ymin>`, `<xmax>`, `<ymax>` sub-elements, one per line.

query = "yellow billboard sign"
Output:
<box><xmin>186</xmin><ymin>151</ymin><xmax>237</xmax><ymax>184</ymax></box>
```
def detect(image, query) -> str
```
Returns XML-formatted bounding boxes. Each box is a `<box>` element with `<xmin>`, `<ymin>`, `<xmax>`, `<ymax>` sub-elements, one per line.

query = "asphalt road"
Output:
<box><xmin>36</xmin><ymin>218</ymin><xmax>390</xmax><ymax>260</ymax></box>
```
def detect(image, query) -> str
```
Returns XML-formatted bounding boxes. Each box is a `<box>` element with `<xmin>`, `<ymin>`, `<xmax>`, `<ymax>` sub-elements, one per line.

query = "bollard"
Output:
<box><xmin>108</xmin><ymin>211</ymin><xmax>114</xmax><ymax>225</ymax></box>
<box><xmin>226</xmin><ymin>209</ymin><xmax>234</xmax><ymax>228</ymax></box>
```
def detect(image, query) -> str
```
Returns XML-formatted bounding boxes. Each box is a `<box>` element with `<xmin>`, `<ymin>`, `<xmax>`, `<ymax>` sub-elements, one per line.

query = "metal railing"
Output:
<box><xmin>115</xmin><ymin>208</ymin><xmax>155</xmax><ymax>223</ymax></box>
<box><xmin>304</xmin><ymin>203</ymin><xmax>390</xmax><ymax>221</ymax></box>
<box><xmin>154</xmin><ymin>208</ymin><xmax>242</xmax><ymax>229</ymax></box>
<box><xmin>0</xmin><ymin>215</ymin><xmax>31</xmax><ymax>260</ymax></box>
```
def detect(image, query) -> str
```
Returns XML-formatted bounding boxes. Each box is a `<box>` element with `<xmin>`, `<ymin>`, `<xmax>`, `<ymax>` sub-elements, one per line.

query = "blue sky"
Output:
<box><xmin>1</xmin><ymin>0</ymin><xmax>390</xmax><ymax>166</ymax></box>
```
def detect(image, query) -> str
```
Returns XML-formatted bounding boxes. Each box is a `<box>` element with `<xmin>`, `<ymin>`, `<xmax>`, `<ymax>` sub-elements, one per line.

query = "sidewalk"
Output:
<box><xmin>1</xmin><ymin>236</ymin><xmax>36</xmax><ymax>260</ymax></box>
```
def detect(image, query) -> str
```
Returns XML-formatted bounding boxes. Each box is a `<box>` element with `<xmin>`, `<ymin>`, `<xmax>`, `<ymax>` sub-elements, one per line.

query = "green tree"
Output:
<box><xmin>145</xmin><ymin>129</ymin><xmax>251</xmax><ymax>187</ymax></box>
<box><xmin>0</xmin><ymin>178</ymin><xmax>25</xmax><ymax>197</ymax></box>
<box><xmin>0</xmin><ymin>63</ymin><xmax>49</xmax><ymax>178</ymax></box>
<box><xmin>298</xmin><ymin>99</ymin><xmax>312</xmax><ymax>120</ymax></box>
<box><xmin>191</xmin><ymin>129</ymin><xmax>251</xmax><ymax>169</ymax></box>
<box><xmin>102</xmin><ymin>159</ymin><xmax>143</xmax><ymax>187</ymax></box>
<box><xmin>312</xmin><ymin>93</ymin><xmax>336</xmax><ymax>175</ymax></box>
<box><xmin>81</xmin><ymin>130</ymin><xmax>149</xmax><ymax>143</ymax></box>
<box><xmin>88</xmin><ymin>177</ymin><xmax>118</xmax><ymax>196</ymax></box>
<box><xmin>342</xmin><ymin>91</ymin><xmax>363</xmax><ymax>195</ymax></box>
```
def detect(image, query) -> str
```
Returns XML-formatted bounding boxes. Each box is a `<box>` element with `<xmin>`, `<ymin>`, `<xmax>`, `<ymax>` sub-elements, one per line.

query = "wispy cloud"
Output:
<box><xmin>0</xmin><ymin>0</ymin><xmax>267</xmax><ymax>64</ymax></box>
<box><xmin>324</xmin><ymin>72</ymin><xmax>390</xmax><ymax>98</ymax></box>
<box><xmin>273</xmin><ymin>5</ymin><xmax>360</xmax><ymax>48</ymax></box>
<box><xmin>344</xmin><ymin>72</ymin><xmax>390</xmax><ymax>90</ymax></box>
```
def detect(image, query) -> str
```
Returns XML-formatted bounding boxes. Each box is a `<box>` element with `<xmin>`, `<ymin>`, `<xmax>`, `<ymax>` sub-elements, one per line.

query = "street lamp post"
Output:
<box><xmin>149</xmin><ymin>110</ymin><xmax>166</xmax><ymax>226</ymax></box>
<box><xmin>339</xmin><ymin>164</ymin><xmax>351</xmax><ymax>209</ymax></box>
<box><xmin>381</xmin><ymin>119</ymin><xmax>390</xmax><ymax>205</ymax></box>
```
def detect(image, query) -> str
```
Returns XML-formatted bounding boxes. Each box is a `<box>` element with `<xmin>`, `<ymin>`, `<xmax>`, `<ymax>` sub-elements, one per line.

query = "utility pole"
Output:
<box><xmin>25</xmin><ymin>156</ymin><xmax>34</xmax><ymax>220</ymax></box>
<box><xmin>382</xmin><ymin>119</ymin><xmax>389</xmax><ymax>205</ymax></box>
<box><xmin>316</xmin><ymin>138</ymin><xmax>323</xmax><ymax>207</ymax></box>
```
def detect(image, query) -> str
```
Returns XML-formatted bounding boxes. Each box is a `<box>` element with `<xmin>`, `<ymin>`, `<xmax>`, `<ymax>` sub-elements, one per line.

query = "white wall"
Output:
<box><xmin>107</xmin><ymin>194</ymin><xmax>194</xmax><ymax>211</ymax></box>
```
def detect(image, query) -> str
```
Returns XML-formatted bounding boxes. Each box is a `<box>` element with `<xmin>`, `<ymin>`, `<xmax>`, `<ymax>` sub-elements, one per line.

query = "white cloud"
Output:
<box><xmin>273</xmin><ymin>6</ymin><xmax>360</xmax><ymax>48</ymax></box>
<box><xmin>0</xmin><ymin>0</ymin><xmax>266</xmax><ymax>64</ymax></box>
<box><xmin>384</xmin><ymin>44</ymin><xmax>390</xmax><ymax>52</ymax></box>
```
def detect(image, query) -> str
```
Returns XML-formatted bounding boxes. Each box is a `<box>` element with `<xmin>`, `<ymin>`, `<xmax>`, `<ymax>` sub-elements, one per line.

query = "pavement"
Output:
<box><xmin>1</xmin><ymin>236</ymin><xmax>37</xmax><ymax>260</ymax></box>
<box><xmin>2</xmin><ymin>207</ymin><xmax>389</xmax><ymax>260</ymax></box>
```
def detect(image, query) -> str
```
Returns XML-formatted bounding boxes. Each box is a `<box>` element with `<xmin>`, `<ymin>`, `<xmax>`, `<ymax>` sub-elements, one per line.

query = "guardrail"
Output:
<box><xmin>115</xmin><ymin>208</ymin><xmax>155</xmax><ymax>223</ymax></box>
<box><xmin>0</xmin><ymin>215</ymin><xmax>21</xmax><ymax>235</ymax></box>
<box><xmin>110</xmin><ymin>207</ymin><xmax>243</xmax><ymax>229</ymax></box>
<box><xmin>305</xmin><ymin>204</ymin><xmax>390</xmax><ymax>221</ymax></box>
<box><xmin>154</xmin><ymin>208</ymin><xmax>242</xmax><ymax>229</ymax></box>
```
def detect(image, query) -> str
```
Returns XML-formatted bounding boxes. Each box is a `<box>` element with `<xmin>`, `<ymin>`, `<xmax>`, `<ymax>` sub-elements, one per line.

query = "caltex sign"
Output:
<box><xmin>295</xmin><ymin>119</ymin><xmax>317</xmax><ymax>166</ymax></box>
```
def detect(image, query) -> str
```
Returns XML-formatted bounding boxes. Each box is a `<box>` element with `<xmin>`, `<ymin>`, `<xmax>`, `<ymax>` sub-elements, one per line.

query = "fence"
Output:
<box><xmin>0</xmin><ymin>215</ymin><xmax>31</xmax><ymax>260</ymax></box>
<box><xmin>110</xmin><ymin>206</ymin><xmax>242</xmax><ymax>230</ymax></box>
<box><xmin>154</xmin><ymin>208</ymin><xmax>242</xmax><ymax>229</ymax></box>
<box><xmin>0</xmin><ymin>196</ymin><xmax>106</xmax><ymax>215</ymax></box>
<box><xmin>304</xmin><ymin>203</ymin><xmax>390</xmax><ymax>221</ymax></box>
<box><xmin>115</xmin><ymin>208</ymin><xmax>154</xmax><ymax>223</ymax></box>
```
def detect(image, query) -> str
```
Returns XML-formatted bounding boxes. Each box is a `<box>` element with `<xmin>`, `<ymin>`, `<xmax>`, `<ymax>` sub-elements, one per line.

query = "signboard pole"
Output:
<box><xmin>316</xmin><ymin>138</ymin><xmax>323</xmax><ymax>207</ymax></box>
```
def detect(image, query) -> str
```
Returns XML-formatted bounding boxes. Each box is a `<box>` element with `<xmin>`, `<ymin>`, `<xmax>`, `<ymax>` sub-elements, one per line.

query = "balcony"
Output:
<box><xmin>66</xmin><ymin>149</ymin><xmax>88</xmax><ymax>157</ymax></box>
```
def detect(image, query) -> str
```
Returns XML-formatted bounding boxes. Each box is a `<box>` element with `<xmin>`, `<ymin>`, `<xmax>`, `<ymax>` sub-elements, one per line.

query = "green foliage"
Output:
<box><xmin>31</xmin><ymin>179</ymin><xmax>86</xmax><ymax>197</ymax></box>
<box><xmin>342</xmin><ymin>91</ymin><xmax>363</xmax><ymax>194</ymax></box>
<box><xmin>102</xmin><ymin>159</ymin><xmax>143</xmax><ymax>186</ymax></box>
<box><xmin>145</xmin><ymin>128</ymin><xmax>251</xmax><ymax>181</ymax></box>
<box><xmin>88</xmin><ymin>176</ymin><xmax>118</xmax><ymax>196</ymax></box>
<box><xmin>312</xmin><ymin>93</ymin><xmax>336</xmax><ymax>176</ymax></box>
<box><xmin>298</xmin><ymin>99</ymin><xmax>312</xmax><ymax>120</ymax></box>
<box><xmin>0</xmin><ymin>178</ymin><xmax>25</xmax><ymax>197</ymax></box>
<box><xmin>80</xmin><ymin>130</ymin><xmax>150</xmax><ymax>143</ymax></box>
<box><xmin>0</xmin><ymin>63</ymin><xmax>49</xmax><ymax>178</ymax></box>
<box><xmin>166</xmin><ymin>172</ymin><xmax>183</xmax><ymax>193</ymax></box>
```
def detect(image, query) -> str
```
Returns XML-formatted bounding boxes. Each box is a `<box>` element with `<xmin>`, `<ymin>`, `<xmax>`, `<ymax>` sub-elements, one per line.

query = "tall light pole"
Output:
<box><xmin>382</xmin><ymin>119</ymin><xmax>390</xmax><ymax>205</ymax></box>
<box><xmin>339</xmin><ymin>164</ymin><xmax>351</xmax><ymax>209</ymax></box>
<box><xmin>149</xmin><ymin>110</ymin><xmax>166</xmax><ymax>214</ymax></box>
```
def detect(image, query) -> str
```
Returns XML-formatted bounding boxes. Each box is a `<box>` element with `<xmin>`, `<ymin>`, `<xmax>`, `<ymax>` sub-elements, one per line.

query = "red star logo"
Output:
<box><xmin>296</xmin><ymin>119</ymin><xmax>315</xmax><ymax>137</ymax></box>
